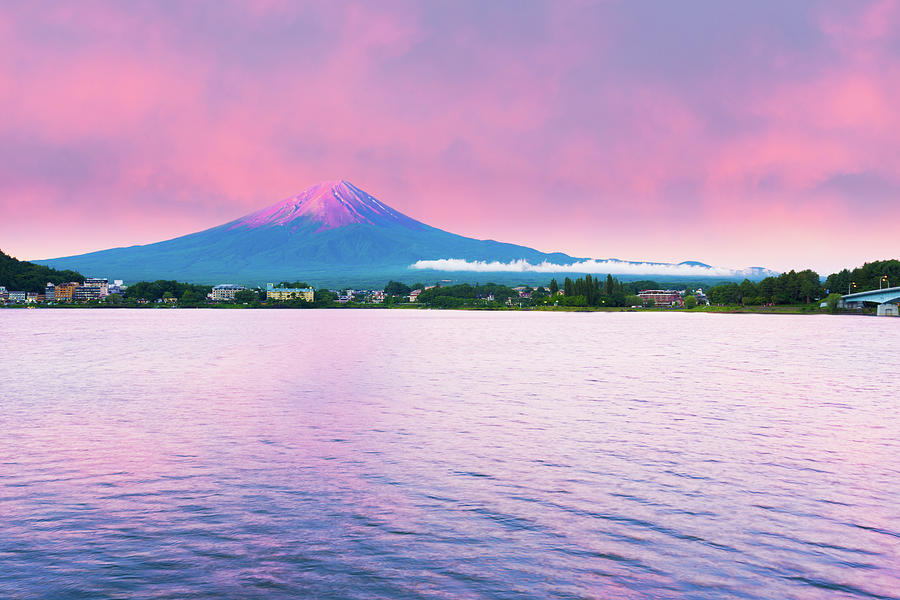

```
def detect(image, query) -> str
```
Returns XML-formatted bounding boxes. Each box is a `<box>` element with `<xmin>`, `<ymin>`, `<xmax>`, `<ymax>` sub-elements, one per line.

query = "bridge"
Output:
<box><xmin>842</xmin><ymin>286</ymin><xmax>900</xmax><ymax>316</ymax></box>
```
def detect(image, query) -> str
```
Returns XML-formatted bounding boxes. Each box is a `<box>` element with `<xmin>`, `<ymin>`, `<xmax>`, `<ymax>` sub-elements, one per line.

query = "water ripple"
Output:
<box><xmin>0</xmin><ymin>309</ymin><xmax>898</xmax><ymax>599</ymax></box>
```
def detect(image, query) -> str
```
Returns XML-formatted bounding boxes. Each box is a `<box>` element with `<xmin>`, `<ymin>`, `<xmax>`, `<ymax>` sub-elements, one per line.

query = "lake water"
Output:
<box><xmin>1</xmin><ymin>309</ymin><xmax>898</xmax><ymax>599</ymax></box>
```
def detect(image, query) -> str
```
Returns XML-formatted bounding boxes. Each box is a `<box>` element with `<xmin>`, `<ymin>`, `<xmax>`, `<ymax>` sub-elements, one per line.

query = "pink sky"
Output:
<box><xmin>1</xmin><ymin>1</ymin><xmax>898</xmax><ymax>274</ymax></box>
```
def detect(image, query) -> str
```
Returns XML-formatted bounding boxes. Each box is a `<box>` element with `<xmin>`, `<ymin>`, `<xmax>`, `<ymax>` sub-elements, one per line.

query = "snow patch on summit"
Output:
<box><xmin>230</xmin><ymin>180</ymin><xmax>424</xmax><ymax>232</ymax></box>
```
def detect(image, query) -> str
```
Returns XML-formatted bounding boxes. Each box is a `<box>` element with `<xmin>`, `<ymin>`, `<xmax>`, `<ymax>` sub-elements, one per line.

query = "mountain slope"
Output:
<box><xmin>35</xmin><ymin>180</ymin><xmax>578</xmax><ymax>284</ymax></box>
<box><xmin>35</xmin><ymin>180</ymin><xmax>775</xmax><ymax>285</ymax></box>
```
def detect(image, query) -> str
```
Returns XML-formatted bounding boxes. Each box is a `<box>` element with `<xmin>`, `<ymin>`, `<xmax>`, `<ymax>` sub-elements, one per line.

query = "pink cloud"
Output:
<box><xmin>0</xmin><ymin>1</ymin><xmax>897</xmax><ymax>275</ymax></box>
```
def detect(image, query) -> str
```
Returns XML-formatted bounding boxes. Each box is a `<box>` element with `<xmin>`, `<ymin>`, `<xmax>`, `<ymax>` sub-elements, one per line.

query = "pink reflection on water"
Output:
<box><xmin>1</xmin><ymin>309</ymin><xmax>898</xmax><ymax>598</ymax></box>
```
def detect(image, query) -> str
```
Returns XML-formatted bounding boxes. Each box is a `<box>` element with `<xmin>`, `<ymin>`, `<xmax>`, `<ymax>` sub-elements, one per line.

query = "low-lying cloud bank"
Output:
<box><xmin>410</xmin><ymin>258</ymin><xmax>775</xmax><ymax>279</ymax></box>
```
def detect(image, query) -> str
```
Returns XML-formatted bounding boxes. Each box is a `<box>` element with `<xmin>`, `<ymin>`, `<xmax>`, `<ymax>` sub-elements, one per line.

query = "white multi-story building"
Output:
<box><xmin>83</xmin><ymin>278</ymin><xmax>110</xmax><ymax>298</ymax></box>
<box><xmin>210</xmin><ymin>283</ymin><xmax>247</xmax><ymax>301</ymax></box>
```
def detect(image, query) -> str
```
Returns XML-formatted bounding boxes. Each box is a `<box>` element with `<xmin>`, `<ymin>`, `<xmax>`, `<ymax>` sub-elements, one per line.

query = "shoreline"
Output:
<box><xmin>0</xmin><ymin>304</ymin><xmax>881</xmax><ymax>316</ymax></box>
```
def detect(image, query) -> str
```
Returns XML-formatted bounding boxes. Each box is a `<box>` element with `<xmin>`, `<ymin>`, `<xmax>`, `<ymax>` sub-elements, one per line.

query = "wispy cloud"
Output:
<box><xmin>410</xmin><ymin>258</ymin><xmax>776</xmax><ymax>278</ymax></box>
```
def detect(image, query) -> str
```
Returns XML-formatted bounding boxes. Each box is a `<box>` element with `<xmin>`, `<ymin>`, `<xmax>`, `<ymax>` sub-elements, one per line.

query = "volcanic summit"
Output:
<box><xmin>232</xmin><ymin>180</ymin><xmax>426</xmax><ymax>233</ymax></box>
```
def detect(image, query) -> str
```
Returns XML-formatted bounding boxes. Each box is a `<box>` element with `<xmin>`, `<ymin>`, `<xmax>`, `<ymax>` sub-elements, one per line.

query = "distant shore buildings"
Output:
<box><xmin>0</xmin><ymin>279</ymin><xmax>114</xmax><ymax>305</ymax></box>
<box><xmin>54</xmin><ymin>282</ymin><xmax>79</xmax><ymax>302</ymax></box>
<box><xmin>638</xmin><ymin>289</ymin><xmax>685</xmax><ymax>307</ymax></box>
<box><xmin>637</xmin><ymin>289</ymin><xmax>709</xmax><ymax>307</ymax></box>
<box><xmin>209</xmin><ymin>283</ymin><xmax>246</xmax><ymax>302</ymax></box>
<box><xmin>266</xmin><ymin>283</ymin><xmax>314</xmax><ymax>303</ymax></box>
<box><xmin>73</xmin><ymin>278</ymin><xmax>110</xmax><ymax>302</ymax></box>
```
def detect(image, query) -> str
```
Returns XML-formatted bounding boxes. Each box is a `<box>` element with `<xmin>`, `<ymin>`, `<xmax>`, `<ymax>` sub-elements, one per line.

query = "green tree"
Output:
<box><xmin>825</xmin><ymin>292</ymin><xmax>843</xmax><ymax>313</ymax></box>
<box><xmin>314</xmin><ymin>289</ymin><xmax>337</xmax><ymax>305</ymax></box>
<box><xmin>825</xmin><ymin>259</ymin><xmax>898</xmax><ymax>292</ymax></box>
<box><xmin>825</xmin><ymin>269</ymin><xmax>852</xmax><ymax>295</ymax></box>
<box><xmin>180</xmin><ymin>289</ymin><xmax>206</xmax><ymax>306</ymax></box>
<box><xmin>739</xmin><ymin>279</ymin><xmax>757</xmax><ymax>304</ymax></box>
<box><xmin>0</xmin><ymin>249</ymin><xmax>85</xmax><ymax>293</ymax></box>
<box><xmin>799</xmin><ymin>271</ymin><xmax>822</xmax><ymax>304</ymax></box>
<box><xmin>430</xmin><ymin>295</ymin><xmax>465</xmax><ymax>308</ymax></box>
<box><xmin>234</xmin><ymin>289</ymin><xmax>259</xmax><ymax>304</ymax></box>
<box><xmin>683</xmin><ymin>295</ymin><xmax>698</xmax><ymax>309</ymax></box>
<box><xmin>754</xmin><ymin>269</ymin><xmax>822</xmax><ymax>304</ymax></box>
<box><xmin>605</xmin><ymin>274</ymin><xmax>617</xmax><ymax>295</ymax></box>
<box><xmin>415</xmin><ymin>282</ymin><xmax>518</xmax><ymax>307</ymax></box>
<box><xmin>708</xmin><ymin>282</ymin><xmax>741</xmax><ymax>305</ymax></box>
<box><xmin>757</xmin><ymin>277</ymin><xmax>775</xmax><ymax>304</ymax></box>
<box><xmin>124</xmin><ymin>280</ymin><xmax>211</xmax><ymax>302</ymax></box>
<box><xmin>384</xmin><ymin>280</ymin><xmax>411</xmax><ymax>297</ymax></box>
<box><xmin>549</xmin><ymin>278</ymin><xmax>559</xmax><ymax>295</ymax></box>
<box><xmin>557</xmin><ymin>294</ymin><xmax>588</xmax><ymax>307</ymax></box>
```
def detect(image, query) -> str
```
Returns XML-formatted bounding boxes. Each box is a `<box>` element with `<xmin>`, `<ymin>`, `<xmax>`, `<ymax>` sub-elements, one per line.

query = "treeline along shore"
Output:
<box><xmin>1</xmin><ymin>249</ymin><xmax>898</xmax><ymax>315</ymax></box>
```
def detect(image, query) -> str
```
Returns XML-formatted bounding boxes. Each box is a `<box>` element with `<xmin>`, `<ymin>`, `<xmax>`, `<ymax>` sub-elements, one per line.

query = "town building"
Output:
<box><xmin>25</xmin><ymin>293</ymin><xmax>44</xmax><ymax>303</ymax></box>
<box><xmin>209</xmin><ymin>283</ymin><xmax>247</xmax><ymax>302</ymax></box>
<box><xmin>266</xmin><ymin>283</ymin><xmax>314</xmax><ymax>302</ymax></box>
<box><xmin>638</xmin><ymin>289</ymin><xmax>685</xmax><ymax>307</ymax></box>
<box><xmin>409</xmin><ymin>289</ymin><xmax>422</xmax><ymax>302</ymax></box>
<box><xmin>108</xmin><ymin>280</ymin><xmax>126</xmax><ymax>295</ymax></box>
<box><xmin>83</xmin><ymin>278</ymin><xmax>110</xmax><ymax>298</ymax></box>
<box><xmin>8</xmin><ymin>291</ymin><xmax>26</xmax><ymax>303</ymax></box>
<box><xmin>0</xmin><ymin>286</ymin><xmax>7</xmax><ymax>302</ymax></box>
<box><xmin>369</xmin><ymin>290</ymin><xmax>385</xmax><ymax>303</ymax></box>
<box><xmin>45</xmin><ymin>282</ymin><xmax>55</xmax><ymax>302</ymax></box>
<box><xmin>74</xmin><ymin>285</ymin><xmax>103</xmax><ymax>302</ymax></box>
<box><xmin>54</xmin><ymin>282</ymin><xmax>79</xmax><ymax>302</ymax></box>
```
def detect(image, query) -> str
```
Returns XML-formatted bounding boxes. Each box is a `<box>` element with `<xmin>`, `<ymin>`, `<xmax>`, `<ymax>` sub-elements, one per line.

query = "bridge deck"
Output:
<box><xmin>842</xmin><ymin>285</ymin><xmax>900</xmax><ymax>304</ymax></box>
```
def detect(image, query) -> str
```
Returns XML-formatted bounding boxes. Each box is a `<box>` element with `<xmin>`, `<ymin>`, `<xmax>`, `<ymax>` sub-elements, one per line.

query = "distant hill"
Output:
<box><xmin>35</xmin><ymin>180</ymin><xmax>777</xmax><ymax>286</ymax></box>
<box><xmin>0</xmin><ymin>249</ymin><xmax>84</xmax><ymax>293</ymax></box>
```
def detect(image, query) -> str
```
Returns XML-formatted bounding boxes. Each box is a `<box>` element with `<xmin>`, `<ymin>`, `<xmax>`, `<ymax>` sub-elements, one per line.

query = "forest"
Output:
<box><xmin>0</xmin><ymin>249</ymin><xmax>84</xmax><ymax>293</ymax></box>
<box><xmin>705</xmin><ymin>260</ymin><xmax>899</xmax><ymax>306</ymax></box>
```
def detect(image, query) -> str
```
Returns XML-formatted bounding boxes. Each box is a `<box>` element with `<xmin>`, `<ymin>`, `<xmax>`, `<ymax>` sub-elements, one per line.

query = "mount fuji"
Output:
<box><xmin>35</xmin><ymin>180</ymin><xmax>775</xmax><ymax>285</ymax></box>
